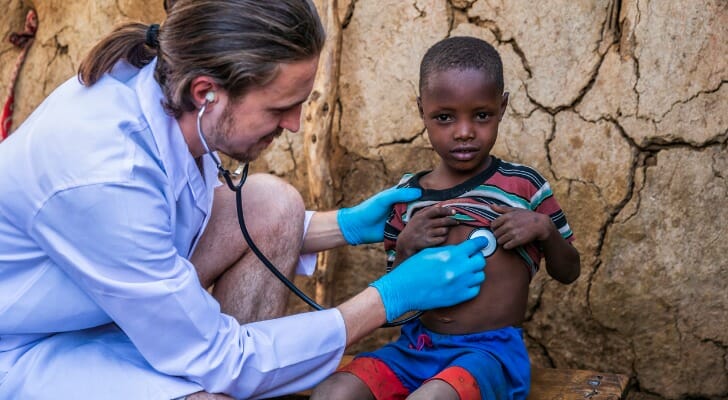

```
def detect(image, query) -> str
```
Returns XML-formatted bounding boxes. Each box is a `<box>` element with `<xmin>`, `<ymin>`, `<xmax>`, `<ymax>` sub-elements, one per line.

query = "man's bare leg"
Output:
<box><xmin>190</xmin><ymin>173</ymin><xmax>305</xmax><ymax>324</ymax></box>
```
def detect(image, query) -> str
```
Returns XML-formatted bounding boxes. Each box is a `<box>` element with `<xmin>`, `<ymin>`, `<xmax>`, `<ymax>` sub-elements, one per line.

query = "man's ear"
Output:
<box><xmin>417</xmin><ymin>96</ymin><xmax>424</xmax><ymax>119</ymax></box>
<box><xmin>499</xmin><ymin>92</ymin><xmax>509</xmax><ymax>120</ymax></box>
<box><xmin>189</xmin><ymin>76</ymin><xmax>220</xmax><ymax>110</ymax></box>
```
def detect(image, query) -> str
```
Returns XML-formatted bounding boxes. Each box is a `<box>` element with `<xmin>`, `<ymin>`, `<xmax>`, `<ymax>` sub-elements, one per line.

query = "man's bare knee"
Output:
<box><xmin>241</xmin><ymin>173</ymin><xmax>305</xmax><ymax>236</ymax></box>
<box><xmin>237</xmin><ymin>174</ymin><xmax>305</xmax><ymax>260</ymax></box>
<box><xmin>209</xmin><ymin>173</ymin><xmax>304</xmax><ymax>241</ymax></box>
<box><xmin>192</xmin><ymin>173</ymin><xmax>304</xmax><ymax>287</ymax></box>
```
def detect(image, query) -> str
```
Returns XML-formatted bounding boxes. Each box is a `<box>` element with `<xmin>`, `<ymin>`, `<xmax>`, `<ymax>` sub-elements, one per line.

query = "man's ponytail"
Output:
<box><xmin>78</xmin><ymin>22</ymin><xmax>158</xmax><ymax>86</ymax></box>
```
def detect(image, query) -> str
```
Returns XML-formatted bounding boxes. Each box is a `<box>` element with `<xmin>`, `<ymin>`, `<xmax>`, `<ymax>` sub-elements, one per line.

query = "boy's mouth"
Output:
<box><xmin>450</xmin><ymin>146</ymin><xmax>479</xmax><ymax>160</ymax></box>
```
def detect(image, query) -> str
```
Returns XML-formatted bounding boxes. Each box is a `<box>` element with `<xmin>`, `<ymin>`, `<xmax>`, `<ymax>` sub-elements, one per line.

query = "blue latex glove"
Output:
<box><xmin>337</xmin><ymin>187</ymin><xmax>422</xmax><ymax>245</ymax></box>
<box><xmin>370</xmin><ymin>237</ymin><xmax>489</xmax><ymax>322</ymax></box>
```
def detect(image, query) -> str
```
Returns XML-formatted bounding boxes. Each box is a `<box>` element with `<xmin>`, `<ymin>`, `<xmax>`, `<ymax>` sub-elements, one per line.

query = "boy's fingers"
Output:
<box><xmin>425</xmin><ymin>206</ymin><xmax>456</xmax><ymax>217</ymax></box>
<box><xmin>434</xmin><ymin>216</ymin><xmax>459</xmax><ymax>228</ymax></box>
<box><xmin>490</xmin><ymin>216</ymin><xmax>505</xmax><ymax>230</ymax></box>
<box><xmin>489</xmin><ymin>203</ymin><xmax>513</xmax><ymax>213</ymax></box>
<box><xmin>431</xmin><ymin>227</ymin><xmax>451</xmax><ymax>238</ymax></box>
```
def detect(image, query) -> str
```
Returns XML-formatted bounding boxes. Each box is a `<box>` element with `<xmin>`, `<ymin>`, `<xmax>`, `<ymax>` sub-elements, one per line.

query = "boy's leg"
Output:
<box><xmin>316</xmin><ymin>356</ymin><xmax>412</xmax><ymax>400</ymax></box>
<box><xmin>406</xmin><ymin>379</ymin><xmax>459</xmax><ymax>400</ymax></box>
<box><xmin>190</xmin><ymin>173</ymin><xmax>305</xmax><ymax>324</ymax></box>
<box><xmin>414</xmin><ymin>355</ymin><xmax>506</xmax><ymax>400</ymax></box>
<box><xmin>310</xmin><ymin>372</ymin><xmax>376</xmax><ymax>400</ymax></box>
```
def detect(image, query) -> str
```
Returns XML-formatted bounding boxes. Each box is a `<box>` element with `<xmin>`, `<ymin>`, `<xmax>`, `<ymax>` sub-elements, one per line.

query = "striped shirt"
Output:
<box><xmin>384</xmin><ymin>157</ymin><xmax>574</xmax><ymax>277</ymax></box>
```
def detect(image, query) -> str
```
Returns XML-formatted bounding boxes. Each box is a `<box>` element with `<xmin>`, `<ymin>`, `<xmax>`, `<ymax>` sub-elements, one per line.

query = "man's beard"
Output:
<box><xmin>209</xmin><ymin>105</ymin><xmax>282</xmax><ymax>162</ymax></box>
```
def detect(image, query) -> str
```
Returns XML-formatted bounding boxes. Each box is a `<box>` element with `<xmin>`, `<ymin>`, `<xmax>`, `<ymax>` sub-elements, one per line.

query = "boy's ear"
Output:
<box><xmin>417</xmin><ymin>97</ymin><xmax>424</xmax><ymax>119</ymax></box>
<box><xmin>499</xmin><ymin>92</ymin><xmax>509</xmax><ymax>120</ymax></box>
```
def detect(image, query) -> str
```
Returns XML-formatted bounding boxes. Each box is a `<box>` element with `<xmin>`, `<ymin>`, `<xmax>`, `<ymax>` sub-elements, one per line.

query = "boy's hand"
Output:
<box><xmin>489</xmin><ymin>204</ymin><xmax>556</xmax><ymax>250</ymax></box>
<box><xmin>395</xmin><ymin>206</ymin><xmax>459</xmax><ymax>261</ymax></box>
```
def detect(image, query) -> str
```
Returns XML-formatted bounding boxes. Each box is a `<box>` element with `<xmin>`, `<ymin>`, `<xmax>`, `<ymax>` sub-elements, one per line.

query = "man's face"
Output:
<box><xmin>206</xmin><ymin>57</ymin><xmax>319</xmax><ymax>162</ymax></box>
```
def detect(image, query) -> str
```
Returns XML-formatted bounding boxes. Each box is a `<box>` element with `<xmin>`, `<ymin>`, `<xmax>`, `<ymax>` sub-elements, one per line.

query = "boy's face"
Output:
<box><xmin>418</xmin><ymin>68</ymin><xmax>508</xmax><ymax>179</ymax></box>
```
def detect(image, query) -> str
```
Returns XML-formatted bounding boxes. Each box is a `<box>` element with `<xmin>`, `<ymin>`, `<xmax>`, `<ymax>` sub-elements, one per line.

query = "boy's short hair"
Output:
<box><xmin>419</xmin><ymin>36</ymin><xmax>504</xmax><ymax>94</ymax></box>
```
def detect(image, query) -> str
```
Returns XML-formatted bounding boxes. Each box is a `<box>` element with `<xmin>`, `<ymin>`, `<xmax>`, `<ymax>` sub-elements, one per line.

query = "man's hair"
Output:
<box><xmin>419</xmin><ymin>36</ymin><xmax>503</xmax><ymax>94</ymax></box>
<box><xmin>78</xmin><ymin>0</ymin><xmax>325</xmax><ymax>117</ymax></box>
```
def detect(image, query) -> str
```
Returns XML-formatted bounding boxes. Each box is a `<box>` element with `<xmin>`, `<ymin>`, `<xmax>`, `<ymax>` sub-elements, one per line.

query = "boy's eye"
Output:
<box><xmin>475</xmin><ymin>112</ymin><xmax>491</xmax><ymax>121</ymax></box>
<box><xmin>434</xmin><ymin>114</ymin><xmax>453</xmax><ymax>122</ymax></box>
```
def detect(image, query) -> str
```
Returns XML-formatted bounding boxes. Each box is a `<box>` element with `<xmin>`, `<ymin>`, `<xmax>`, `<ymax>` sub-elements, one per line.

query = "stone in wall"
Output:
<box><xmin>0</xmin><ymin>0</ymin><xmax>27</xmax><ymax>108</ymax></box>
<box><xmin>592</xmin><ymin>147</ymin><xmax>728</xmax><ymax>398</ymax></box>
<box><xmin>494</xmin><ymin>110</ymin><xmax>552</xmax><ymax>176</ymax></box>
<box><xmin>4</xmin><ymin>1</ymin><xmax>165</xmax><ymax>127</ymax></box>
<box><xmin>576</xmin><ymin>46</ymin><xmax>638</xmax><ymax>121</ymax></box>
<box><xmin>616</xmin><ymin>0</ymin><xmax>727</xmax><ymax>148</ymax></box>
<box><xmin>467</xmin><ymin>0</ymin><xmax>612</xmax><ymax>110</ymax></box>
<box><xmin>551</xmin><ymin>111</ymin><xmax>633</xmax><ymax>208</ymax></box>
<box><xmin>630</xmin><ymin>0</ymin><xmax>727</xmax><ymax>121</ymax></box>
<box><xmin>619</xmin><ymin>84</ymin><xmax>728</xmax><ymax>147</ymax></box>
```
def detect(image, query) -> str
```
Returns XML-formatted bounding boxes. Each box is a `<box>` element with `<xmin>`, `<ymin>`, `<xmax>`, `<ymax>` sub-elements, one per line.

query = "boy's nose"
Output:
<box><xmin>453</xmin><ymin>121</ymin><xmax>474</xmax><ymax>140</ymax></box>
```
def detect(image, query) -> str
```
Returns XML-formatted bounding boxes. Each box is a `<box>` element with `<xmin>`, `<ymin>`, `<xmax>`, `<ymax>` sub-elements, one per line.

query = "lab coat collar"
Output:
<box><xmin>131</xmin><ymin>59</ymin><xmax>217</xmax><ymax>210</ymax></box>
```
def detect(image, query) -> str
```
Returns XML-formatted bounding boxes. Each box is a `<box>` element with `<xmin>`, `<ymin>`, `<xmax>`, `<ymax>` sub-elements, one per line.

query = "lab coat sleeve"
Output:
<box><xmin>296</xmin><ymin>211</ymin><xmax>317</xmax><ymax>276</ymax></box>
<box><xmin>28</xmin><ymin>182</ymin><xmax>346</xmax><ymax>398</ymax></box>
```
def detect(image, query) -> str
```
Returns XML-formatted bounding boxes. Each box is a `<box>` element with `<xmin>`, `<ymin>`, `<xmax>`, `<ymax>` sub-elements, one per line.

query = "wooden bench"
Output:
<box><xmin>278</xmin><ymin>356</ymin><xmax>630</xmax><ymax>399</ymax></box>
<box><xmin>528</xmin><ymin>367</ymin><xmax>629</xmax><ymax>399</ymax></box>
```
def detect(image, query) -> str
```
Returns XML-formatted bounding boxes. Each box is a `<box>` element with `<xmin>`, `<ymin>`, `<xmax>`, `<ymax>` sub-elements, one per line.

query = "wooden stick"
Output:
<box><xmin>303</xmin><ymin>0</ymin><xmax>342</xmax><ymax>306</ymax></box>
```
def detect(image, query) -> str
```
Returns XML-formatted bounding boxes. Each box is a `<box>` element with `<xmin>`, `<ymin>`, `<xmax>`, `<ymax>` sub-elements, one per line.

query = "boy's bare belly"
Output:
<box><xmin>420</xmin><ymin>225</ymin><xmax>531</xmax><ymax>335</ymax></box>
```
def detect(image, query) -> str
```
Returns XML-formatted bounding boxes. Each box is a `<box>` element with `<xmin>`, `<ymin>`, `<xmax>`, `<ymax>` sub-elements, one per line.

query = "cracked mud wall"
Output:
<box><xmin>1</xmin><ymin>0</ymin><xmax>726</xmax><ymax>399</ymax></box>
<box><xmin>0</xmin><ymin>0</ymin><xmax>167</xmax><ymax>125</ymax></box>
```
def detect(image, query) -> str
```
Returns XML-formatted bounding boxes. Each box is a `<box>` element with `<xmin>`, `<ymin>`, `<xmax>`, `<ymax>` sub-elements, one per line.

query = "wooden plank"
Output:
<box><xmin>529</xmin><ymin>368</ymin><xmax>629</xmax><ymax>400</ymax></box>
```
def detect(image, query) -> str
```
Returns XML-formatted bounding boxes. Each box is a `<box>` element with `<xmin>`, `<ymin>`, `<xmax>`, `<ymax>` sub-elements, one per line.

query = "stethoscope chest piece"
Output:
<box><xmin>468</xmin><ymin>228</ymin><xmax>497</xmax><ymax>258</ymax></box>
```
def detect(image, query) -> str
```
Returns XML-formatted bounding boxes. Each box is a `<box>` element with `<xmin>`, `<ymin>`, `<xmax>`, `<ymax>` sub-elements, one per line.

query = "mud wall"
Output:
<box><xmin>1</xmin><ymin>1</ymin><xmax>726</xmax><ymax>398</ymax></box>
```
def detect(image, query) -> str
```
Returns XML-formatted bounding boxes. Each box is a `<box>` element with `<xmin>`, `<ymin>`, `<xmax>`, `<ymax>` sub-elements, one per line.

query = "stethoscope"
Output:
<box><xmin>196</xmin><ymin>92</ymin><xmax>420</xmax><ymax>327</ymax></box>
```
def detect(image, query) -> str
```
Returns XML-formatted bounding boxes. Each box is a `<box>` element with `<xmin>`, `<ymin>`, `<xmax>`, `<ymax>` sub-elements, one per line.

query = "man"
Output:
<box><xmin>0</xmin><ymin>1</ymin><xmax>487</xmax><ymax>398</ymax></box>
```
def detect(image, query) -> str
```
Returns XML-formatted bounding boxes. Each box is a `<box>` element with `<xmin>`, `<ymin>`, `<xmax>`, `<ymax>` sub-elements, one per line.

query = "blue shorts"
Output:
<box><xmin>346</xmin><ymin>320</ymin><xmax>530</xmax><ymax>399</ymax></box>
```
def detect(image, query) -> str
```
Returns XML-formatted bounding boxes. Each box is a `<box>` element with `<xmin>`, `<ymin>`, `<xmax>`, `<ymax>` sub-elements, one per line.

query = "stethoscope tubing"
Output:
<box><xmin>197</xmin><ymin>101</ymin><xmax>419</xmax><ymax>327</ymax></box>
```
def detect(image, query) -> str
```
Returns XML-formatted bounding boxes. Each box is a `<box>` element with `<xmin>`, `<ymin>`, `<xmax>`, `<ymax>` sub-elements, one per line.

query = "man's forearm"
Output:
<box><xmin>301</xmin><ymin>211</ymin><xmax>349</xmax><ymax>253</ymax></box>
<box><xmin>336</xmin><ymin>287</ymin><xmax>387</xmax><ymax>346</ymax></box>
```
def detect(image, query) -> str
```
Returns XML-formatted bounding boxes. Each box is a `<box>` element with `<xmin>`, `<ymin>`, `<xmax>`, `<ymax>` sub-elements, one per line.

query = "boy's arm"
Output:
<box><xmin>489</xmin><ymin>204</ymin><xmax>580</xmax><ymax>284</ymax></box>
<box><xmin>536</xmin><ymin>223</ymin><xmax>580</xmax><ymax>283</ymax></box>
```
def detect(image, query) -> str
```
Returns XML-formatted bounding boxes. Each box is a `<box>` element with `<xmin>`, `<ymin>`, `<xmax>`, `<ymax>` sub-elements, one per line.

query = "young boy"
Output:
<box><xmin>312</xmin><ymin>36</ymin><xmax>581</xmax><ymax>400</ymax></box>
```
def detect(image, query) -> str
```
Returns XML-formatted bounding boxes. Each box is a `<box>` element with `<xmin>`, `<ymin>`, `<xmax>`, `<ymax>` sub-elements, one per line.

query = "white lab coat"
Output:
<box><xmin>0</xmin><ymin>59</ymin><xmax>345</xmax><ymax>399</ymax></box>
